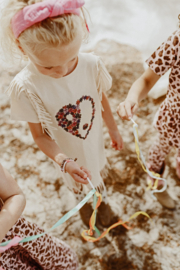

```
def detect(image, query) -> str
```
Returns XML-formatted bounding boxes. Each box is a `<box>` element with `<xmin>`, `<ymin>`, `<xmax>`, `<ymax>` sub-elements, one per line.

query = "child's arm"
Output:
<box><xmin>117</xmin><ymin>30</ymin><xmax>180</xmax><ymax>120</ymax></box>
<box><xmin>117</xmin><ymin>68</ymin><xmax>160</xmax><ymax>120</ymax></box>
<box><xmin>101</xmin><ymin>92</ymin><xmax>123</xmax><ymax>151</ymax></box>
<box><xmin>28</xmin><ymin>123</ymin><xmax>90</xmax><ymax>184</ymax></box>
<box><xmin>0</xmin><ymin>165</ymin><xmax>26</xmax><ymax>243</ymax></box>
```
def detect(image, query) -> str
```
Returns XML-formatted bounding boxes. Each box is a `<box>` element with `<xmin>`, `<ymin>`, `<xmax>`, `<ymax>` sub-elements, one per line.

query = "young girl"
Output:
<box><xmin>1</xmin><ymin>0</ymin><xmax>123</xmax><ymax>226</ymax></box>
<box><xmin>117</xmin><ymin>28</ymin><xmax>180</xmax><ymax>210</ymax></box>
<box><xmin>0</xmin><ymin>163</ymin><xmax>78</xmax><ymax>270</ymax></box>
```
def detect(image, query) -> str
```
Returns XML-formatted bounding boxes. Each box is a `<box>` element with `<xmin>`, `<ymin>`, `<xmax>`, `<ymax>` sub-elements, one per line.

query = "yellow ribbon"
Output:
<box><xmin>131</xmin><ymin>119</ymin><xmax>167</xmax><ymax>199</ymax></box>
<box><xmin>134</xmin><ymin>126</ymin><xmax>160</xmax><ymax>190</ymax></box>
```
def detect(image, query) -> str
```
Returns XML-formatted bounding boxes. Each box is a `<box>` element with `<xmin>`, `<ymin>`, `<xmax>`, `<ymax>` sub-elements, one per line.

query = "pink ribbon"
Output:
<box><xmin>12</xmin><ymin>0</ymin><xmax>85</xmax><ymax>38</ymax></box>
<box><xmin>0</xmin><ymin>236</ymin><xmax>22</xmax><ymax>253</ymax></box>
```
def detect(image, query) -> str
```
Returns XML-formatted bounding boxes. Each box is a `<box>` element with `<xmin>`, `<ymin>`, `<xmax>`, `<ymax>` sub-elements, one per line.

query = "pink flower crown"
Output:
<box><xmin>12</xmin><ymin>0</ymin><xmax>85</xmax><ymax>38</ymax></box>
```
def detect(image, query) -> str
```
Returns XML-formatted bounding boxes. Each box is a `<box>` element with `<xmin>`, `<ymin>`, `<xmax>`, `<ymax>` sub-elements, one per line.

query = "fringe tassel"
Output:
<box><xmin>96</xmin><ymin>57</ymin><xmax>112</xmax><ymax>111</ymax></box>
<box><xmin>26</xmin><ymin>90</ymin><xmax>56</xmax><ymax>140</ymax></box>
<box><xmin>6</xmin><ymin>80</ymin><xmax>26</xmax><ymax>98</ymax></box>
<box><xmin>100</xmin><ymin>162</ymin><xmax>110</xmax><ymax>179</ymax></box>
<box><xmin>0</xmin><ymin>197</ymin><xmax>4</xmax><ymax>209</ymax></box>
<box><xmin>95</xmin><ymin>182</ymin><xmax>108</xmax><ymax>204</ymax></box>
<box><xmin>6</xmin><ymin>80</ymin><xmax>56</xmax><ymax>140</ymax></box>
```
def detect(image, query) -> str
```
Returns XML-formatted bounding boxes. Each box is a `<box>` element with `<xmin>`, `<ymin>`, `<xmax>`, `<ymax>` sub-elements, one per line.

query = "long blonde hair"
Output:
<box><xmin>0</xmin><ymin>0</ymin><xmax>89</xmax><ymax>62</ymax></box>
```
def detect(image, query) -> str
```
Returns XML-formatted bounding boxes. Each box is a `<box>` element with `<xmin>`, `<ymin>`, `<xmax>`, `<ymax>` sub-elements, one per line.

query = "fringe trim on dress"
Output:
<box><xmin>6</xmin><ymin>80</ymin><xmax>26</xmax><ymax>98</ymax></box>
<box><xmin>0</xmin><ymin>198</ymin><xmax>3</xmax><ymax>210</ymax></box>
<box><xmin>6</xmin><ymin>81</ymin><xmax>56</xmax><ymax>140</ymax></box>
<box><xmin>26</xmin><ymin>90</ymin><xmax>56</xmax><ymax>139</ymax></box>
<box><xmin>96</xmin><ymin>57</ymin><xmax>112</xmax><ymax>111</ymax></box>
<box><xmin>100</xmin><ymin>162</ymin><xmax>110</xmax><ymax>179</ymax></box>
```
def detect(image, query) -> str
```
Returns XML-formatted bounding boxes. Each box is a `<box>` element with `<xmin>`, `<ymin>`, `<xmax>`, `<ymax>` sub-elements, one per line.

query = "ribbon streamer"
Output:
<box><xmin>0</xmin><ymin>189</ymin><xmax>95</xmax><ymax>250</ymax></box>
<box><xmin>0</xmin><ymin>119</ymin><xmax>156</xmax><ymax>253</ymax></box>
<box><xmin>0</xmin><ymin>237</ymin><xmax>22</xmax><ymax>253</ymax></box>
<box><xmin>81</xmin><ymin>191</ymin><xmax>151</xmax><ymax>242</ymax></box>
<box><xmin>130</xmin><ymin>118</ymin><xmax>167</xmax><ymax>199</ymax></box>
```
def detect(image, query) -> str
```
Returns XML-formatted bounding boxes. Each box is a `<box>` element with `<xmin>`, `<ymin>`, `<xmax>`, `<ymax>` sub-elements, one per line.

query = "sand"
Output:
<box><xmin>0</xmin><ymin>41</ymin><xmax>180</xmax><ymax>270</ymax></box>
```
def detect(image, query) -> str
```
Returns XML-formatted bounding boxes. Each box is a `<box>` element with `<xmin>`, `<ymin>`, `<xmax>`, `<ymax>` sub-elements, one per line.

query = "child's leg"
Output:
<box><xmin>148</xmin><ymin>134</ymin><xmax>175</xmax><ymax>209</ymax></box>
<box><xmin>96</xmin><ymin>181</ymin><xmax>117</xmax><ymax>227</ymax></box>
<box><xmin>72</xmin><ymin>180</ymin><xmax>113</xmax><ymax>227</ymax></box>
<box><xmin>71</xmin><ymin>184</ymin><xmax>94</xmax><ymax>227</ymax></box>
<box><xmin>0</xmin><ymin>217</ymin><xmax>78</xmax><ymax>270</ymax></box>
<box><xmin>148</xmin><ymin>135</ymin><xmax>171</xmax><ymax>174</ymax></box>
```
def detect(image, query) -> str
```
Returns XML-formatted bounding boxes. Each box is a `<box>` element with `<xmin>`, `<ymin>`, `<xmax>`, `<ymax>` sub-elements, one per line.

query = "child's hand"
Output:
<box><xmin>65</xmin><ymin>162</ymin><xmax>91</xmax><ymax>185</ymax></box>
<box><xmin>108</xmin><ymin>130</ymin><xmax>123</xmax><ymax>151</ymax></box>
<box><xmin>117</xmin><ymin>99</ymin><xmax>139</xmax><ymax>120</ymax></box>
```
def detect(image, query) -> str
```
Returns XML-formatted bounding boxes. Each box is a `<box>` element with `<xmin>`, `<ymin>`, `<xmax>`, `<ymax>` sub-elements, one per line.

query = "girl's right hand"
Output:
<box><xmin>65</xmin><ymin>161</ymin><xmax>91</xmax><ymax>185</ymax></box>
<box><xmin>117</xmin><ymin>99</ymin><xmax>139</xmax><ymax>120</ymax></box>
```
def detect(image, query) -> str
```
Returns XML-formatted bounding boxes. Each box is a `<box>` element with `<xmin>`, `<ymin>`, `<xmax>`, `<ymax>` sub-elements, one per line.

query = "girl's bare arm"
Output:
<box><xmin>28</xmin><ymin>123</ymin><xmax>90</xmax><ymax>184</ymax></box>
<box><xmin>101</xmin><ymin>92</ymin><xmax>123</xmax><ymax>151</ymax></box>
<box><xmin>117</xmin><ymin>68</ymin><xmax>160</xmax><ymax>120</ymax></box>
<box><xmin>101</xmin><ymin>92</ymin><xmax>119</xmax><ymax>131</ymax></box>
<box><xmin>0</xmin><ymin>165</ymin><xmax>26</xmax><ymax>242</ymax></box>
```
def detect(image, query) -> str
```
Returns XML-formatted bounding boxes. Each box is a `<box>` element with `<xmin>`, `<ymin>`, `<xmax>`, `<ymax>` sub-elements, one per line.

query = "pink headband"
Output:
<box><xmin>12</xmin><ymin>0</ymin><xmax>85</xmax><ymax>38</ymax></box>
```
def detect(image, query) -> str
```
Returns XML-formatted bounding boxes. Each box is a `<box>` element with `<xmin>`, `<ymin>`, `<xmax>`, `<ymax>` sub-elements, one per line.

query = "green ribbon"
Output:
<box><xmin>0</xmin><ymin>189</ymin><xmax>96</xmax><ymax>247</ymax></box>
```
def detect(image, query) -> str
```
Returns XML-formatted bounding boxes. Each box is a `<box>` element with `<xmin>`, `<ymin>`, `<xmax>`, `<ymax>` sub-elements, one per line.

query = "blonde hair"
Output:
<box><xmin>0</xmin><ymin>0</ymin><xmax>89</xmax><ymax>62</ymax></box>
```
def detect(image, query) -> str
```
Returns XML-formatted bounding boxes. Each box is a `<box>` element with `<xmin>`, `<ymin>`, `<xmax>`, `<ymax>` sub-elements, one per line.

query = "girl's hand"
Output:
<box><xmin>117</xmin><ymin>99</ymin><xmax>139</xmax><ymax>120</ymax></box>
<box><xmin>108</xmin><ymin>130</ymin><xmax>123</xmax><ymax>151</ymax></box>
<box><xmin>65</xmin><ymin>162</ymin><xmax>91</xmax><ymax>185</ymax></box>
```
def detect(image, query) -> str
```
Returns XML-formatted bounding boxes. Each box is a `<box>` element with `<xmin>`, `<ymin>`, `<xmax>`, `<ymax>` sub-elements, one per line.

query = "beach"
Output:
<box><xmin>1</xmin><ymin>1</ymin><xmax>180</xmax><ymax>269</ymax></box>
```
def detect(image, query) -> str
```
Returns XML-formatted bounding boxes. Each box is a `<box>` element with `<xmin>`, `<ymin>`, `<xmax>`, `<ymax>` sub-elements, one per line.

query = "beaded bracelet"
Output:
<box><xmin>61</xmin><ymin>158</ymin><xmax>77</xmax><ymax>173</ymax></box>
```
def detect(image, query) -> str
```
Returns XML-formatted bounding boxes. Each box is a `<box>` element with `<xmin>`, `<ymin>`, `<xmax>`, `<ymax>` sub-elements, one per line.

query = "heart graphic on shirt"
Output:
<box><xmin>55</xmin><ymin>96</ymin><xmax>96</xmax><ymax>140</ymax></box>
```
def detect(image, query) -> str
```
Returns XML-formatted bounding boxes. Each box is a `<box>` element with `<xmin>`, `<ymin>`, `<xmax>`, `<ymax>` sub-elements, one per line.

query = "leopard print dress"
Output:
<box><xmin>146</xmin><ymin>29</ymin><xmax>180</xmax><ymax>173</ymax></box>
<box><xmin>0</xmin><ymin>200</ymin><xmax>78</xmax><ymax>270</ymax></box>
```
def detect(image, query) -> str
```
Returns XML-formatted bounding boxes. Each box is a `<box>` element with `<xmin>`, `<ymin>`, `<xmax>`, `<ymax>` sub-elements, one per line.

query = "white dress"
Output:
<box><xmin>8</xmin><ymin>52</ymin><xmax>112</xmax><ymax>196</ymax></box>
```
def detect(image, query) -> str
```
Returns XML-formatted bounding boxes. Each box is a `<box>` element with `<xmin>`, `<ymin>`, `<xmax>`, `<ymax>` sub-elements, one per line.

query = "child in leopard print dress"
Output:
<box><xmin>0</xmin><ymin>164</ymin><xmax>78</xmax><ymax>270</ymax></box>
<box><xmin>117</xmin><ymin>28</ymin><xmax>180</xmax><ymax>210</ymax></box>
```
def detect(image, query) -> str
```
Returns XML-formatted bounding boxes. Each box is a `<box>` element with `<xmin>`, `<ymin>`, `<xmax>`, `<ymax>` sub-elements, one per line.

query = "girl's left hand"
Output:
<box><xmin>108</xmin><ymin>130</ymin><xmax>123</xmax><ymax>151</ymax></box>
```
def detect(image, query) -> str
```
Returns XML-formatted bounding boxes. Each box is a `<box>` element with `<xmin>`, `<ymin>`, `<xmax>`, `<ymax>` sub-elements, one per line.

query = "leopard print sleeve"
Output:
<box><xmin>146</xmin><ymin>30</ymin><xmax>180</xmax><ymax>76</ymax></box>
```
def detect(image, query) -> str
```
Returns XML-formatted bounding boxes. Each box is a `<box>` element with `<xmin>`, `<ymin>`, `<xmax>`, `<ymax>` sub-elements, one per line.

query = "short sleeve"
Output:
<box><xmin>96</xmin><ymin>57</ymin><xmax>112</xmax><ymax>101</ymax></box>
<box><xmin>9</xmin><ymin>83</ymin><xmax>40</xmax><ymax>123</ymax></box>
<box><xmin>146</xmin><ymin>30</ymin><xmax>180</xmax><ymax>76</ymax></box>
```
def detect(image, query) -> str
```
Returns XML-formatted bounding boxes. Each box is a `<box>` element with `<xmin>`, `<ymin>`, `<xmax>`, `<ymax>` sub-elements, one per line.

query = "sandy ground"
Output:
<box><xmin>1</xmin><ymin>41</ymin><xmax>180</xmax><ymax>270</ymax></box>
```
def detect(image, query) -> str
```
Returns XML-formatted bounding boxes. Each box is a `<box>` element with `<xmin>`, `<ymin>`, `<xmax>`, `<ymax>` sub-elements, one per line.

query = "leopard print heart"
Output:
<box><xmin>55</xmin><ymin>96</ymin><xmax>95</xmax><ymax>140</ymax></box>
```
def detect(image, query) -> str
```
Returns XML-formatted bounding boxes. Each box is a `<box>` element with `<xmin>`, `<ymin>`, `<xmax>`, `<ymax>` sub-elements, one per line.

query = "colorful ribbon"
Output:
<box><xmin>0</xmin><ymin>188</ymin><xmax>95</xmax><ymax>250</ymax></box>
<box><xmin>0</xmin><ymin>237</ymin><xmax>22</xmax><ymax>253</ymax></box>
<box><xmin>0</xmin><ymin>119</ymin><xmax>156</xmax><ymax>252</ymax></box>
<box><xmin>130</xmin><ymin>118</ymin><xmax>167</xmax><ymax>199</ymax></box>
<box><xmin>81</xmin><ymin>191</ymin><xmax>151</xmax><ymax>242</ymax></box>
